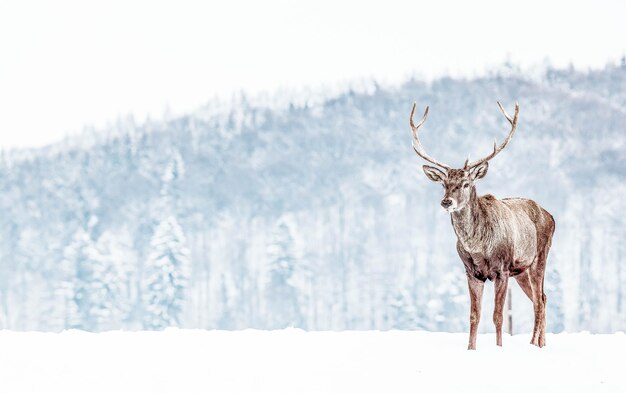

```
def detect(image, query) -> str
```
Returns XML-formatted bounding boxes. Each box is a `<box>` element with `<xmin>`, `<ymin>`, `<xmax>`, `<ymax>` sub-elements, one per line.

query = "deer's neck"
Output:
<box><xmin>450</xmin><ymin>188</ymin><xmax>485</xmax><ymax>251</ymax></box>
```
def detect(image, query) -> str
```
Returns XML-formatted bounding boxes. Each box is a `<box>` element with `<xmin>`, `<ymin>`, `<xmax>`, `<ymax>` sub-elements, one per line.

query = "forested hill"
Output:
<box><xmin>0</xmin><ymin>63</ymin><xmax>625</xmax><ymax>332</ymax></box>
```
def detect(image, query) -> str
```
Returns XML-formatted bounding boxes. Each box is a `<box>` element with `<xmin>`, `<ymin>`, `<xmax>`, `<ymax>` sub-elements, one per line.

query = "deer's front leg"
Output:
<box><xmin>467</xmin><ymin>275</ymin><xmax>484</xmax><ymax>350</ymax></box>
<box><xmin>493</xmin><ymin>272</ymin><xmax>509</xmax><ymax>346</ymax></box>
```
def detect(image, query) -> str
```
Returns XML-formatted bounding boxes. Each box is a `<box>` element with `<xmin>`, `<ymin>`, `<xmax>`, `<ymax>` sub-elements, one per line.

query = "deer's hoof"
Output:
<box><xmin>530</xmin><ymin>335</ymin><xmax>539</xmax><ymax>346</ymax></box>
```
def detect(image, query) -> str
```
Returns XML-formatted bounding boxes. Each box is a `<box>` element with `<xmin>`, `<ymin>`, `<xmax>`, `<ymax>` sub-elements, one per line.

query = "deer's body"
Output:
<box><xmin>409</xmin><ymin>102</ymin><xmax>555</xmax><ymax>349</ymax></box>
<box><xmin>452</xmin><ymin>193</ymin><xmax>554</xmax><ymax>281</ymax></box>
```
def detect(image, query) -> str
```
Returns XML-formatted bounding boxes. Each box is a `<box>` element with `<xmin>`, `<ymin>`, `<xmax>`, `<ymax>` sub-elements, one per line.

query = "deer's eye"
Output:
<box><xmin>463</xmin><ymin>183</ymin><xmax>469</xmax><ymax>188</ymax></box>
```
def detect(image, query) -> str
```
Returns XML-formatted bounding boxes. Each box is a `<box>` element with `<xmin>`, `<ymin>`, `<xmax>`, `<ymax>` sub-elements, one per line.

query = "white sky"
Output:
<box><xmin>0</xmin><ymin>0</ymin><xmax>624</xmax><ymax>149</ymax></box>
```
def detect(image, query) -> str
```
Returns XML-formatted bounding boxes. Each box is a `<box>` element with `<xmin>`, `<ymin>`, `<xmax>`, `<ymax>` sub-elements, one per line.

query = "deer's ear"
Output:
<box><xmin>422</xmin><ymin>165</ymin><xmax>446</xmax><ymax>183</ymax></box>
<box><xmin>470</xmin><ymin>161</ymin><xmax>489</xmax><ymax>181</ymax></box>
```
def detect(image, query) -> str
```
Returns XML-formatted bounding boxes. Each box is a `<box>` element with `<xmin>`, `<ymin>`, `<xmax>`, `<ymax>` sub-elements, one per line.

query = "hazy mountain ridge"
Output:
<box><xmin>0</xmin><ymin>64</ymin><xmax>624</xmax><ymax>332</ymax></box>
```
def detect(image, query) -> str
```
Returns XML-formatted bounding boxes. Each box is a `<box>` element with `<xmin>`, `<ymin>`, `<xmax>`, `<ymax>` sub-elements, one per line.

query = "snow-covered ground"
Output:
<box><xmin>1</xmin><ymin>329</ymin><xmax>624</xmax><ymax>392</ymax></box>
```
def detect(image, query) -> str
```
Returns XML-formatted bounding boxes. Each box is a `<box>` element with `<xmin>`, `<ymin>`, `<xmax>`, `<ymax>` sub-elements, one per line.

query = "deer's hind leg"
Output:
<box><xmin>528</xmin><ymin>255</ymin><xmax>548</xmax><ymax>348</ymax></box>
<box><xmin>515</xmin><ymin>271</ymin><xmax>543</xmax><ymax>346</ymax></box>
<box><xmin>532</xmin><ymin>211</ymin><xmax>555</xmax><ymax>347</ymax></box>
<box><xmin>534</xmin><ymin>242</ymin><xmax>552</xmax><ymax>347</ymax></box>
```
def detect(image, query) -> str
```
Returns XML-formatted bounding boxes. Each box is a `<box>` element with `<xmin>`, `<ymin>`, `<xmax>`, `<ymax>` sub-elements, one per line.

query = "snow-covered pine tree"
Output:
<box><xmin>141</xmin><ymin>216</ymin><xmax>191</xmax><ymax>329</ymax></box>
<box><xmin>265</xmin><ymin>221</ymin><xmax>302</xmax><ymax>329</ymax></box>
<box><xmin>141</xmin><ymin>152</ymin><xmax>191</xmax><ymax>330</ymax></box>
<box><xmin>51</xmin><ymin>246</ymin><xmax>81</xmax><ymax>330</ymax></box>
<box><xmin>66</xmin><ymin>226</ymin><xmax>122</xmax><ymax>331</ymax></box>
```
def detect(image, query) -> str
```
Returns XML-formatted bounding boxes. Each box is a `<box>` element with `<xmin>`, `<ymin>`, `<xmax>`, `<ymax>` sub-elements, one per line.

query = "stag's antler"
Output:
<box><xmin>410</xmin><ymin>103</ymin><xmax>451</xmax><ymax>170</ymax></box>
<box><xmin>464</xmin><ymin>102</ymin><xmax>519</xmax><ymax>170</ymax></box>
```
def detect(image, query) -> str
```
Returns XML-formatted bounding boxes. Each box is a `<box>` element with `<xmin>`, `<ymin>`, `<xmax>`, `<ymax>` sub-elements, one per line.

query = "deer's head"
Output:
<box><xmin>410</xmin><ymin>102</ymin><xmax>519</xmax><ymax>213</ymax></box>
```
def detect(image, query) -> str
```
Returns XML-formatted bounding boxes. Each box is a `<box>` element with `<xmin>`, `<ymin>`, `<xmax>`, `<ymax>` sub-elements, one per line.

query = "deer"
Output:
<box><xmin>409</xmin><ymin>102</ymin><xmax>555</xmax><ymax>350</ymax></box>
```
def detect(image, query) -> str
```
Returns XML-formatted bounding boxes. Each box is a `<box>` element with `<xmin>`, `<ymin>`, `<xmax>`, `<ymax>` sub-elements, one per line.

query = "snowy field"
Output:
<box><xmin>1</xmin><ymin>329</ymin><xmax>624</xmax><ymax>393</ymax></box>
